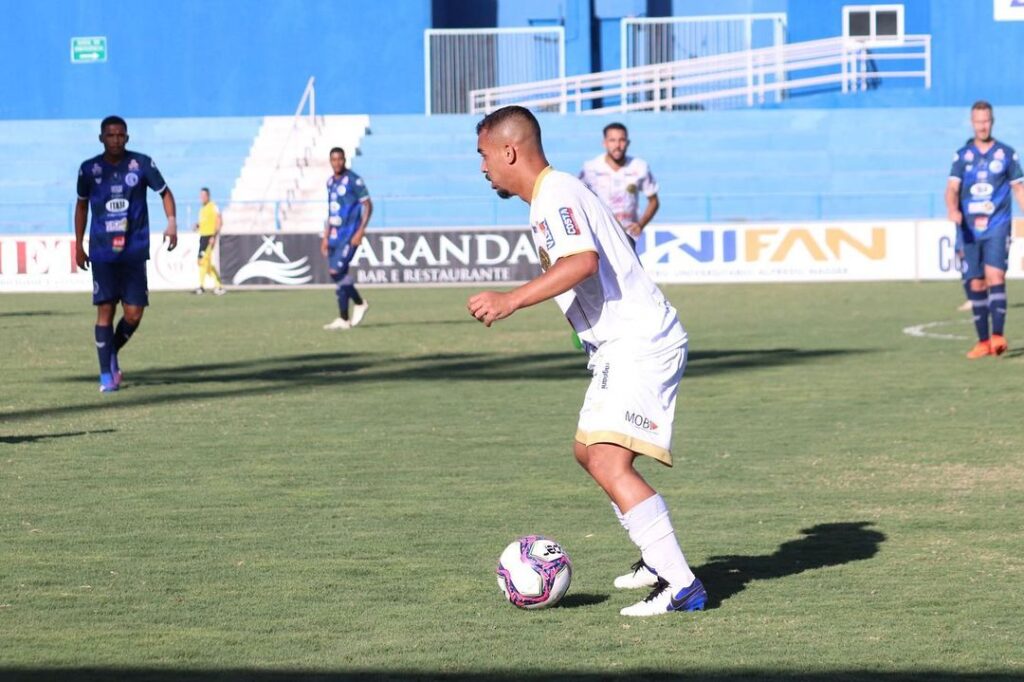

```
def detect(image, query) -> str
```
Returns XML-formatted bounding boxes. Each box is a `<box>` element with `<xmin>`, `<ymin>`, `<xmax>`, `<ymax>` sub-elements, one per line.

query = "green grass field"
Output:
<box><xmin>2</xmin><ymin>283</ymin><xmax>1022</xmax><ymax>682</ymax></box>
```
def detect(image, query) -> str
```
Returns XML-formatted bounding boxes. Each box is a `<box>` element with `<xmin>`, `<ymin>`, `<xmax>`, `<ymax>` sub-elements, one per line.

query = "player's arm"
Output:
<box><xmin>160</xmin><ymin>187</ymin><xmax>178</xmax><ymax>251</ymax></box>
<box><xmin>74</xmin><ymin>198</ymin><xmax>90</xmax><ymax>270</ymax></box>
<box><xmin>468</xmin><ymin>250</ymin><xmax>599</xmax><ymax>327</ymax></box>
<box><xmin>1012</xmin><ymin>180</ymin><xmax>1024</xmax><ymax>213</ymax></box>
<box><xmin>635</xmin><ymin>193</ymin><xmax>660</xmax><ymax>233</ymax></box>
<box><xmin>351</xmin><ymin>197</ymin><xmax>373</xmax><ymax>247</ymax></box>
<box><xmin>213</xmin><ymin>206</ymin><xmax>223</xmax><ymax>242</ymax></box>
<box><xmin>945</xmin><ymin>178</ymin><xmax>963</xmax><ymax>226</ymax></box>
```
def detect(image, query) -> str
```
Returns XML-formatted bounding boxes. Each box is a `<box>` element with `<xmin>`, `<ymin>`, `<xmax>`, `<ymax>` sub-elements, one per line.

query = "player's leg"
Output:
<box><xmin>110</xmin><ymin>261</ymin><xmax>149</xmax><ymax>385</ymax></box>
<box><xmin>339</xmin><ymin>246</ymin><xmax>368</xmax><ymax>326</ymax></box>
<box><xmin>983</xmin><ymin>237</ymin><xmax>1009</xmax><ymax>355</ymax></box>
<box><xmin>196</xmin><ymin>236</ymin><xmax>210</xmax><ymax>294</ymax></box>
<box><xmin>91</xmin><ymin>262</ymin><xmax>119</xmax><ymax>391</ymax></box>
<box><xmin>323</xmin><ymin>245</ymin><xmax>350</xmax><ymax>330</ymax></box>
<box><xmin>962</xmin><ymin>241</ymin><xmax>993</xmax><ymax>358</ymax></box>
<box><xmin>349</xmin><ymin>284</ymin><xmax>369</xmax><ymax>326</ymax></box>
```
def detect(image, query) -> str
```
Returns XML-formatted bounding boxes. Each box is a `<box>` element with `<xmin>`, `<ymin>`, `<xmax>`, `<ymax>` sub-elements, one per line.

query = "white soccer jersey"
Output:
<box><xmin>529</xmin><ymin>167</ymin><xmax>684</xmax><ymax>354</ymax></box>
<box><xmin>578</xmin><ymin>154</ymin><xmax>659</xmax><ymax>227</ymax></box>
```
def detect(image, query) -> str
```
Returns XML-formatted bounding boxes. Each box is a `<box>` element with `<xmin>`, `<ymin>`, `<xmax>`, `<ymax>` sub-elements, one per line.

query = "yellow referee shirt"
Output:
<box><xmin>198</xmin><ymin>201</ymin><xmax>220</xmax><ymax>236</ymax></box>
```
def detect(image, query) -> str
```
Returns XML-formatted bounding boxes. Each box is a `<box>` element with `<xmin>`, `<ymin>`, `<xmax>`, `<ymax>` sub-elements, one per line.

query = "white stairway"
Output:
<box><xmin>223</xmin><ymin>114</ymin><xmax>370</xmax><ymax>233</ymax></box>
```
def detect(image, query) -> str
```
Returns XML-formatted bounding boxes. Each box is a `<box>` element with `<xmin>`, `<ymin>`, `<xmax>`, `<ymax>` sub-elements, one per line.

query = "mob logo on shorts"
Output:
<box><xmin>625</xmin><ymin>411</ymin><xmax>658</xmax><ymax>432</ymax></box>
<box><xmin>559</xmin><ymin>207</ymin><xmax>580</xmax><ymax>235</ymax></box>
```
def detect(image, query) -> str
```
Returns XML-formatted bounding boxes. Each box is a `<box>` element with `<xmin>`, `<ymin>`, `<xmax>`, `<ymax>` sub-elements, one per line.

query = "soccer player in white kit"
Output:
<box><xmin>468</xmin><ymin>106</ymin><xmax>706</xmax><ymax>616</ymax></box>
<box><xmin>579</xmin><ymin>122</ymin><xmax>660</xmax><ymax>242</ymax></box>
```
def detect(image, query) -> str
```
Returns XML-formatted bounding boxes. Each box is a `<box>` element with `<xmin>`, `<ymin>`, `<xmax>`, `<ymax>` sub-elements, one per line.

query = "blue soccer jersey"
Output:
<box><xmin>325</xmin><ymin>170</ymin><xmax>370</xmax><ymax>247</ymax></box>
<box><xmin>76</xmin><ymin>151</ymin><xmax>167</xmax><ymax>262</ymax></box>
<box><xmin>949</xmin><ymin>140</ymin><xmax>1023</xmax><ymax>241</ymax></box>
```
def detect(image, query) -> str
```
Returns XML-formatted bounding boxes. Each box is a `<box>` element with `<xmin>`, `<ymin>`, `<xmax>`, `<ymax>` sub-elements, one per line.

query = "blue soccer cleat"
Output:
<box><xmin>99</xmin><ymin>372</ymin><xmax>119</xmax><ymax>392</ymax></box>
<box><xmin>620</xmin><ymin>577</ymin><xmax>708</xmax><ymax>617</ymax></box>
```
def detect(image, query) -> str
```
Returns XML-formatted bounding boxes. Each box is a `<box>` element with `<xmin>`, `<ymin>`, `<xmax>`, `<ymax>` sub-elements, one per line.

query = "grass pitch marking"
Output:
<box><xmin>902</xmin><ymin>318</ymin><xmax>971</xmax><ymax>341</ymax></box>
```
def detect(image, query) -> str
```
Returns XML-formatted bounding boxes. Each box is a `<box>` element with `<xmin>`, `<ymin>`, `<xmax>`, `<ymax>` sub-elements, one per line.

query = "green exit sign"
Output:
<box><xmin>71</xmin><ymin>36</ymin><xmax>107</xmax><ymax>64</ymax></box>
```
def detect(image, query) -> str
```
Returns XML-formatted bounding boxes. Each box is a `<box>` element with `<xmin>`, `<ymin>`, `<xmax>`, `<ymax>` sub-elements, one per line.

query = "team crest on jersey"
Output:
<box><xmin>125</xmin><ymin>172</ymin><xmax>139</xmax><ymax>187</ymax></box>
<box><xmin>558</xmin><ymin>207</ymin><xmax>580</xmax><ymax>235</ymax></box>
<box><xmin>128</xmin><ymin>158</ymin><xmax>140</xmax><ymax>171</ymax></box>
<box><xmin>538</xmin><ymin>247</ymin><xmax>551</xmax><ymax>271</ymax></box>
<box><xmin>626</xmin><ymin>183</ymin><xmax>637</xmax><ymax>195</ymax></box>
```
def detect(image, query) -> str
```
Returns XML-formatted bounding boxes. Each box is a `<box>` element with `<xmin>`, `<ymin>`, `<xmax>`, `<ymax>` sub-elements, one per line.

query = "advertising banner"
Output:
<box><xmin>0</xmin><ymin>233</ymin><xmax>200</xmax><ymax>293</ymax></box>
<box><xmin>635</xmin><ymin>222</ymin><xmax>918</xmax><ymax>283</ymax></box>
<box><xmin>220</xmin><ymin>228</ymin><xmax>540</xmax><ymax>287</ymax></box>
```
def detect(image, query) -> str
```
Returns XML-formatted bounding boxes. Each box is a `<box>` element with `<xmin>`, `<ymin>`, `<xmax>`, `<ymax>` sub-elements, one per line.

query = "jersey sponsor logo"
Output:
<box><xmin>975</xmin><ymin>216</ymin><xmax>989</xmax><ymax>231</ymax></box>
<box><xmin>625</xmin><ymin>410</ymin><xmax>658</xmax><ymax>432</ymax></box>
<box><xmin>112</xmin><ymin>235</ymin><xmax>126</xmax><ymax>252</ymax></box>
<box><xmin>965</xmin><ymin>150</ymin><xmax>975</xmax><ymax>162</ymax></box>
<box><xmin>328</xmin><ymin>216</ymin><xmax>342</xmax><ymax>227</ymax></box>
<box><xmin>105</xmin><ymin>218</ymin><xmax>127</xmax><ymax>233</ymax></box>
<box><xmin>994</xmin><ymin>148</ymin><xmax>1006</xmax><ymax>160</ymax></box>
<box><xmin>342</xmin><ymin>175</ymin><xmax>349</xmax><ymax>185</ymax></box>
<box><xmin>990</xmin><ymin>160</ymin><xmax>1004</xmax><ymax>174</ymax></box>
<box><xmin>105</xmin><ymin>198</ymin><xmax>129</xmax><ymax>212</ymax></box>
<box><xmin>970</xmin><ymin>183</ymin><xmax>994</xmax><ymax>198</ymax></box>
<box><xmin>128</xmin><ymin>158</ymin><xmax>140</xmax><ymax>171</ymax></box>
<box><xmin>600</xmin><ymin>362</ymin><xmax>610</xmax><ymax>389</ymax></box>
<box><xmin>110</xmin><ymin>185</ymin><xmax>123</xmax><ymax>193</ymax></box>
<box><xmin>558</xmin><ymin>207</ymin><xmax>580</xmax><ymax>235</ymax></box>
<box><xmin>356</xmin><ymin>178</ymin><xmax>364</xmax><ymax>187</ymax></box>
<box><xmin>977</xmin><ymin>171</ymin><xmax>989</xmax><ymax>180</ymax></box>
<box><xmin>967</xmin><ymin>200</ymin><xmax>996</xmax><ymax>215</ymax></box>
<box><xmin>91</xmin><ymin>163</ymin><xmax>102</xmax><ymax>176</ymax></box>
<box><xmin>125</xmin><ymin>172</ymin><xmax>139</xmax><ymax>187</ymax></box>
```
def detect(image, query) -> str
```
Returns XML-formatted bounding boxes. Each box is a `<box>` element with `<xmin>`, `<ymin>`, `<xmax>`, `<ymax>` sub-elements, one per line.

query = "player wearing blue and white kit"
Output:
<box><xmin>321</xmin><ymin>147</ymin><xmax>372</xmax><ymax>330</ymax></box>
<box><xmin>469</xmin><ymin>106</ymin><xmax>707</xmax><ymax>617</ymax></box>
<box><xmin>75</xmin><ymin>116</ymin><xmax>177</xmax><ymax>392</ymax></box>
<box><xmin>945</xmin><ymin>101</ymin><xmax>1024</xmax><ymax>358</ymax></box>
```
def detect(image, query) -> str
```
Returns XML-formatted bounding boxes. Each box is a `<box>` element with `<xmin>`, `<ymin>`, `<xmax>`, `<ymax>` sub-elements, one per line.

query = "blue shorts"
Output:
<box><xmin>92</xmin><ymin>260</ymin><xmax>149</xmax><ymax>306</ymax></box>
<box><xmin>960</xmin><ymin>234</ymin><xmax>1010</xmax><ymax>280</ymax></box>
<box><xmin>328</xmin><ymin>242</ymin><xmax>356</xmax><ymax>284</ymax></box>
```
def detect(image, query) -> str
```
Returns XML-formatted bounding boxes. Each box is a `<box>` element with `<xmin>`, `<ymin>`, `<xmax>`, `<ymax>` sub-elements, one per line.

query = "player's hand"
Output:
<box><xmin>948</xmin><ymin>210</ymin><xmax>963</xmax><ymax>226</ymax></box>
<box><xmin>468</xmin><ymin>291</ymin><xmax>516</xmax><ymax>327</ymax></box>
<box><xmin>350</xmin><ymin>234</ymin><xmax>363</xmax><ymax>247</ymax></box>
<box><xmin>75</xmin><ymin>242</ymin><xmax>90</xmax><ymax>271</ymax></box>
<box><xmin>163</xmin><ymin>218</ymin><xmax>178</xmax><ymax>251</ymax></box>
<box><xmin>625</xmin><ymin>223</ymin><xmax>642</xmax><ymax>238</ymax></box>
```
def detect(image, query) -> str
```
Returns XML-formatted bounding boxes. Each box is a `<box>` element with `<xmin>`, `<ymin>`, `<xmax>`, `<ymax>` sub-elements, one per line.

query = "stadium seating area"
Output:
<box><xmin>0</xmin><ymin>117</ymin><xmax>261</xmax><ymax>234</ymax></box>
<box><xmin>4</xmin><ymin>107</ymin><xmax>1024</xmax><ymax>234</ymax></box>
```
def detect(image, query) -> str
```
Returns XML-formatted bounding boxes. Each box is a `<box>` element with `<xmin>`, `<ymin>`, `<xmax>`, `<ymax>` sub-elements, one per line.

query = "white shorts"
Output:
<box><xmin>575</xmin><ymin>341</ymin><xmax>686</xmax><ymax>466</ymax></box>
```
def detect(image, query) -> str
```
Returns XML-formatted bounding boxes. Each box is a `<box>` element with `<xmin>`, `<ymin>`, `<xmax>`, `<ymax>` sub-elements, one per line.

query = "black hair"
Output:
<box><xmin>100</xmin><ymin>115</ymin><xmax>127</xmax><ymax>132</ymax></box>
<box><xmin>475</xmin><ymin>105</ymin><xmax>542</xmax><ymax>147</ymax></box>
<box><xmin>200</xmin><ymin>187</ymin><xmax>210</xmax><ymax>194</ymax></box>
<box><xmin>603</xmin><ymin>122</ymin><xmax>628</xmax><ymax>138</ymax></box>
<box><xmin>329</xmin><ymin>147</ymin><xmax>346</xmax><ymax>156</ymax></box>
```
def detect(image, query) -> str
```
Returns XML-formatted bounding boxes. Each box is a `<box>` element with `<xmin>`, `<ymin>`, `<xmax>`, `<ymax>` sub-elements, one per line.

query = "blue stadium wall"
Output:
<box><xmin>4</xmin><ymin>0</ymin><xmax>1024</xmax><ymax>120</ymax></box>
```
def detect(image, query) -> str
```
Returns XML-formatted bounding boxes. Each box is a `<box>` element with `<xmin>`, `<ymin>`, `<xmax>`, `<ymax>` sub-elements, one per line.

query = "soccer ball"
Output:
<box><xmin>496</xmin><ymin>535</ymin><xmax>572</xmax><ymax>609</ymax></box>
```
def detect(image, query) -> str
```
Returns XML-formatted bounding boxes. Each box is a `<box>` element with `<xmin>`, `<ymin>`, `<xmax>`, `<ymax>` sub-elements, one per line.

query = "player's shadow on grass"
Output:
<box><xmin>556</xmin><ymin>592</ymin><xmax>608</xmax><ymax>608</ymax></box>
<box><xmin>0</xmin><ymin>428</ymin><xmax>116</xmax><ymax>444</ymax></box>
<box><xmin>696</xmin><ymin>521</ymin><xmax>885</xmax><ymax>610</ymax></box>
<box><xmin>0</xmin><ymin>310</ymin><xmax>69</xmax><ymax>318</ymax></box>
<box><xmin>686</xmin><ymin>348</ymin><xmax>874</xmax><ymax>377</ymax></box>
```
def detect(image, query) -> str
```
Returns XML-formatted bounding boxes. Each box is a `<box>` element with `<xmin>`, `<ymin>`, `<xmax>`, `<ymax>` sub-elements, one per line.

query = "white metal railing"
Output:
<box><xmin>247</xmin><ymin>77</ymin><xmax>320</xmax><ymax>230</ymax></box>
<box><xmin>425</xmin><ymin>27</ymin><xmax>565</xmax><ymax>115</ymax></box>
<box><xmin>621</xmin><ymin>14</ymin><xmax>787</xmax><ymax>110</ymax></box>
<box><xmin>469</xmin><ymin>35</ymin><xmax>931</xmax><ymax>115</ymax></box>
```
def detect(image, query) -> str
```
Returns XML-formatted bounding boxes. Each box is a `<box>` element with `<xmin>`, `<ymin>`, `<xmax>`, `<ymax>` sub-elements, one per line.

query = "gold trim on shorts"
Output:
<box><xmin>575</xmin><ymin>428</ymin><xmax>673</xmax><ymax>467</ymax></box>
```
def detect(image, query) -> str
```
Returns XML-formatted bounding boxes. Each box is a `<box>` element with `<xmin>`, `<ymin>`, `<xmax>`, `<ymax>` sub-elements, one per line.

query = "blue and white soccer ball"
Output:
<box><xmin>496</xmin><ymin>535</ymin><xmax>572</xmax><ymax>609</ymax></box>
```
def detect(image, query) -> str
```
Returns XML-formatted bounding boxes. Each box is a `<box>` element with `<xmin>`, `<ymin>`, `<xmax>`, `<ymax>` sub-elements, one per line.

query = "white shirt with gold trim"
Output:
<box><xmin>578</xmin><ymin>154</ymin><xmax>659</xmax><ymax>227</ymax></box>
<box><xmin>529</xmin><ymin>167</ymin><xmax>684</xmax><ymax>353</ymax></box>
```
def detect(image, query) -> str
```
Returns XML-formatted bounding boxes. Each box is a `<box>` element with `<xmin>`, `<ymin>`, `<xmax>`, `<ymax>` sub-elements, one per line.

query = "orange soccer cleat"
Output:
<box><xmin>989</xmin><ymin>334</ymin><xmax>1009</xmax><ymax>356</ymax></box>
<box><xmin>966</xmin><ymin>340</ymin><xmax>993</xmax><ymax>359</ymax></box>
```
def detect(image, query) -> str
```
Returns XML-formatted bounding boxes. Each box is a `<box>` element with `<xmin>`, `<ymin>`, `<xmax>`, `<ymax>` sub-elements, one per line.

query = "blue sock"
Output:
<box><xmin>113</xmin><ymin>319</ymin><xmax>138</xmax><ymax>352</ymax></box>
<box><xmin>95</xmin><ymin>325</ymin><xmax>114</xmax><ymax>375</ymax></box>
<box><xmin>350</xmin><ymin>286</ymin><xmax>364</xmax><ymax>306</ymax></box>
<box><xmin>969</xmin><ymin>289</ymin><xmax>990</xmax><ymax>341</ymax></box>
<box><xmin>989</xmin><ymin>284</ymin><xmax>1007</xmax><ymax>336</ymax></box>
<box><xmin>335</xmin><ymin>283</ymin><xmax>352</xmax><ymax>320</ymax></box>
<box><xmin>962</xmin><ymin>279</ymin><xmax>972</xmax><ymax>301</ymax></box>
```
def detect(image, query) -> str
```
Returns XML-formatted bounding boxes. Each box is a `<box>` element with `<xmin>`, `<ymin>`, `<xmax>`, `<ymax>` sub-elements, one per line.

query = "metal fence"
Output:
<box><xmin>424</xmin><ymin>27</ymin><xmax>565</xmax><ymax>115</ymax></box>
<box><xmin>621</xmin><ymin>14</ymin><xmax>787</xmax><ymax>110</ymax></box>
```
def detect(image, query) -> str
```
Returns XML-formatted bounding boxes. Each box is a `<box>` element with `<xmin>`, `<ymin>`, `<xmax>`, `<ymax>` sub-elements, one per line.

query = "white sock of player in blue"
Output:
<box><xmin>625</xmin><ymin>494</ymin><xmax>697</xmax><ymax>588</ymax></box>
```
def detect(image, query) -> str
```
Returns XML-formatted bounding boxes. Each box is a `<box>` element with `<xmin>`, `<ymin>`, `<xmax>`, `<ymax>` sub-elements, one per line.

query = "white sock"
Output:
<box><xmin>611</xmin><ymin>502</ymin><xmax>629</xmax><ymax>531</ymax></box>
<box><xmin>624</xmin><ymin>494</ymin><xmax>696</xmax><ymax>588</ymax></box>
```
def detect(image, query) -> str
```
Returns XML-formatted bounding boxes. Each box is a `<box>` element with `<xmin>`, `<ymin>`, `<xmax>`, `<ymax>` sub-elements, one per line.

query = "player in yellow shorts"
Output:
<box><xmin>194</xmin><ymin>187</ymin><xmax>225</xmax><ymax>295</ymax></box>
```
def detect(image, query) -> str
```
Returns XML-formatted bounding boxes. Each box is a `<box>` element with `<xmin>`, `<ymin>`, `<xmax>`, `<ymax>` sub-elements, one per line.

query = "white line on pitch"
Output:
<box><xmin>902</xmin><ymin>319</ymin><xmax>972</xmax><ymax>341</ymax></box>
